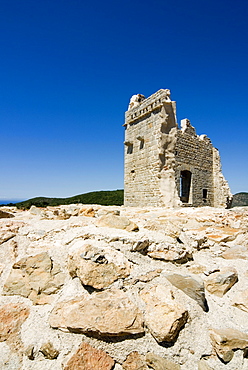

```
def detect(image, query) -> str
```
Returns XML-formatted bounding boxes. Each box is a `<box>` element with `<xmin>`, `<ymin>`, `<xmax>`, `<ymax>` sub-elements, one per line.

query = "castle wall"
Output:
<box><xmin>124</xmin><ymin>90</ymin><xmax>179</xmax><ymax>207</ymax></box>
<box><xmin>174</xmin><ymin>125</ymin><xmax>214</xmax><ymax>206</ymax></box>
<box><xmin>124</xmin><ymin>89</ymin><xmax>232</xmax><ymax>208</ymax></box>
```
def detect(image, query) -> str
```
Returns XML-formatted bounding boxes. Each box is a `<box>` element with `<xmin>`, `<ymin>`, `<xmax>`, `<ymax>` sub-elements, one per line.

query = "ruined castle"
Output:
<box><xmin>124</xmin><ymin>89</ymin><xmax>232</xmax><ymax>208</ymax></box>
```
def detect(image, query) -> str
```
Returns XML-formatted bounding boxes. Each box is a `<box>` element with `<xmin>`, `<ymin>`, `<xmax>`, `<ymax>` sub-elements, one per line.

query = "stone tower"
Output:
<box><xmin>124</xmin><ymin>89</ymin><xmax>232</xmax><ymax>208</ymax></box>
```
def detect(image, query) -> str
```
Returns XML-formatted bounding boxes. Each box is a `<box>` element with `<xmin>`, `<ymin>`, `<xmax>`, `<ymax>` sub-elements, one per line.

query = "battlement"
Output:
<box><xmin>124</xmin><ymin>89</ymin><xmax>173</xmax><ymax>126</ymax></box>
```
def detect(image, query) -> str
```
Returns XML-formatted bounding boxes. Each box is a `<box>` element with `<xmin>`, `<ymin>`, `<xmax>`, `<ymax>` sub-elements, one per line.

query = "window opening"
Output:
<box><xmin>127</xmin><ymin>144</ymin><xmax>133</xmax><ymax>154</ymax></box>
<box><xmin>203</xmin><ymin>189</ymin><xmax>208</xmax><ymax>202</ymax></box>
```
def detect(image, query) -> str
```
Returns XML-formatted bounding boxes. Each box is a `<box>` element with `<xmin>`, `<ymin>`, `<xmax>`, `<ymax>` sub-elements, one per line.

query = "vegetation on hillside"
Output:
<box><xmin>231</xmin><ymin>192</ymin><xmax>248</xmax><ymax>207</ymax></box>
<box><xmin>2</xmin><ymin>190</ymin><xmax>248</xmax><ymax>209</ymax></box>
<box><xmin>13</xmin><ymin>190</ymin><xmax>124</xmax><ymax>209</ymax></box>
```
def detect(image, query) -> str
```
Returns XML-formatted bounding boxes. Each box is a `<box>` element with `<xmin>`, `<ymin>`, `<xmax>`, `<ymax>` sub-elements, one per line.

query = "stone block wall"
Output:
<box><xmin>124</xmin><ymin>89</ymin><xmax>179</xmax><ymax>207</ymax></box>
<box><xmin>124</xmin><ymin>89</ymin><xmax>232</xmax><ymax>208</ymax></box>
<box><xmin>174</xmin><ymin>128</ymin><xmax>214</xmax><ymax>206</ymax></box>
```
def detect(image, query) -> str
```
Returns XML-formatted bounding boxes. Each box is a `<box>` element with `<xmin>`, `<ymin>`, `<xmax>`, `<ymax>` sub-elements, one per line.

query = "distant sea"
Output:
<box><xmin>0</xmin><ymin>200</ymin><xmax>24</xmax><ymax>205</ymax></box>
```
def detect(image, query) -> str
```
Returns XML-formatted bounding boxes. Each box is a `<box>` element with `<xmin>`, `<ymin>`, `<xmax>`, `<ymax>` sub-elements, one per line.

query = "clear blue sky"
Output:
<box><xmin>1</xmin><ymin>0</ymin><xmax>247</xmax><ymax>200</ymax></box>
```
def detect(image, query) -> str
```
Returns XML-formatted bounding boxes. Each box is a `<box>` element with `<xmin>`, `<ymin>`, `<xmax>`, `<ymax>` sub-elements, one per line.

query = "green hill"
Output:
<box><xmin>14</xmin><ymin>189</ymin><xmax>124</xmax><ymax>209</ymax></box>
<box><xmin>231</xmin><ymin>192</ymin><xmax>248</xmax><ymax>207</ymax></box>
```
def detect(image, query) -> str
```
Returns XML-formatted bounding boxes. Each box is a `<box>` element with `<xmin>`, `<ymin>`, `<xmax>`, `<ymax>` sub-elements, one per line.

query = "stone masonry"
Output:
<box><xmin>124</xmin><ymin>89</ymin><xmax>232</xmax><ymax>207</ymax></box>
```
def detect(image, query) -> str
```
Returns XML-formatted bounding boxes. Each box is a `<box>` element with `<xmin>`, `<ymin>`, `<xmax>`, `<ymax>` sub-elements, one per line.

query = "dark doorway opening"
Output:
<box><xmin>203</xmin><ymin>189</ymin><xmax>208</xmax><ymax>203</ymax></box>
<box><xmin>180</xmin><ymin>170</ymin><xmax>192</xmax><ymax>203</ymax></box>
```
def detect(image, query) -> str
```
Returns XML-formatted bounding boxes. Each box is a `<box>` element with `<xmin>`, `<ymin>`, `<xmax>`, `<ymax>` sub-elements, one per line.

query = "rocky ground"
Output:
<box><xmin>1</xmin><ymin>204</ymin><xmax>248</xmax><ymax>369</ymax></box>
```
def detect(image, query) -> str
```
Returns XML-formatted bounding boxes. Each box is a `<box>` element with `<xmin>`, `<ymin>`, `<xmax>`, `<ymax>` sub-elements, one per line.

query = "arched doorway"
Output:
<box><xmin>180</xmin><ymin>170</ymin><xmax>192</xmax><ymax>203</ymax></box>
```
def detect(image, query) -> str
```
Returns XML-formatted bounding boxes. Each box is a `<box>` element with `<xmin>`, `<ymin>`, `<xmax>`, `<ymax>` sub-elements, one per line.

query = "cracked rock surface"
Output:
<box><xmin>0</xmin><ymin>204</ymin><xmax>248</xmax><ymax>369</ymax></box>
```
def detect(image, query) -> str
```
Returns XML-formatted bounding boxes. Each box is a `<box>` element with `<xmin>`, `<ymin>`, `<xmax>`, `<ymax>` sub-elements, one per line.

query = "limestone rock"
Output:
<box><xmin>68</xmin><ymin>242</ymin><xmax>131</xmax><ymax>289</ymax></box>
<box><xmin>50</xmin><ymin>289</ymin><xmax>144</xmax><ymax>336</ymax></box>
<box><xmin>0</xmin><ymin>221</ymin><xmax>22</xmax><ymax>245</ymax></box>
<box><xmin>40</xmin><ymin>341</ymin><xmax>59</xmax><ymax>359</ymax></box>
<box><xmin>209</xmin><ymin>327</ymin><xmax>248</xmax><ymax>363</ymax></box>
<box><xmin>96</xmin><ymin>208</ymin><xmax>120</xmax><ymax>217</ymax></box>
<box><xmin>166</xmin><ymin>274</ymin><xmax>208</xmax><ymax>311</ymax></box>
<box><xmin>204</xmin><ymin>268</ymin><xmax>238</xmax><ymax>297</ymax></box>
<box><xmin>221</xmin><ymin>245</ymin><xmax>248</xmax><ymax>259</ymax></box>
<box><xmin>122</xmin><ymin>351</ymin><xmax>147</xmax><ymax>370</ymax></box>
<box><xmin>95</xmin><ymin>214</ymin><xmax>139</xmax><ymax>231</ymax></box>
<box><xmin>147</xmin><ymin>238</ymin><xmax>193</xmax><ymax>264</ymax></box>
<box><xmin>0</xmin><ymin>303</ymin><xmax>30</xmax><ymax>343</ymax></box>
<box><xmin>29</xmin><ymin>205</ymin><xmax>44</xmax><ymax>216</ymax></box>
<box><xmin>146</xmin><ymin>352</ymin><xmax>180</xmax><ymax>370</ymax></box>
<box><xmin>140</xmin><ymin>285</ymin><xmax>188</xmax><ymax>343</ymax></box>
<box><xmin>64</xmin><ymin>341</ymin><xmax>115</xmax><ymax>370</ymax></box>
<box><xmin>148</xmin><ymin>248</ymin><xmax>192</xmax><ymax>263</ymax></box>
<box><xmin>232</xmin><ymin>290</ymin><xmax>248</xmax><ymax>312</ymax></box>
<box><xmin>137</xmin><ymin>269</ymin><xmax>162</xmax><ymax>283</ymax></box>
<box><xmin>198</xmin><ymin>358</ymin><xmax>213</xmax><ymax>370</ymax></box>
<box><xmin>80</xmin><ymin>206</ymin><xmax>96</xmax><ymax>217</ymax></box>
<box><xmin>0</xmin><ymin>210</ymin><xmax>14</xmax><ymax>218</ymax></box>
<box><xmin>3</xmin><ymin>252</ymin><xmax>65</xmax><ymax>304</ymax></box>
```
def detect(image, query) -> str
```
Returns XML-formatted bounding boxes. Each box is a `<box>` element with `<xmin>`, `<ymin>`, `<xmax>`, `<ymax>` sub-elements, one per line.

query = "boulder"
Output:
<box><xmin>146</xmin><ymin>352</ymin><xmax>180</xmax><ymax>370</ymax></box>
<box><xmin>95</xmin><ymin>214</ymin><xmax>139</xmax><ymax>231</ymax></box>
<box><xmin>140</xmin><ymin>285</ymin><xmax>188</xmax><ymax>343</ymax></box>
<box><xmin>50</xmin><ymin>289</ymin><xmax>144</xmax><ymax>337</ymax></box>
<box><xmin>204</xmin><ymin>268</ymin><xmax>238</xmax><ymax>297</ymax></box>
<box><xmin>68</xmin><ymin>242</ymin><xmax>131</xmax><ymax>289</ymax></box>
<box><xmin>64</xmin><ymin>341</ymin><xmax>115</xmax><ymax>370</ymax></box>
<box><xmin>209</xmin><ymin>327</ymin><xmax>248</xmax><ymax>363</ymax></box>
<box><xmin>3</xmin><ymin>252</ymin><xmax>65</xmax><ymax>304</ymax></box>
<box><xmin>147</xmin><ymin>239</ymin><xmax>192</xmax><ymax>264</ymax></box>
<box><xmin>166</xmin><ymin>274</ymin><xmax>208</xmax><ymax>311</ymax></box>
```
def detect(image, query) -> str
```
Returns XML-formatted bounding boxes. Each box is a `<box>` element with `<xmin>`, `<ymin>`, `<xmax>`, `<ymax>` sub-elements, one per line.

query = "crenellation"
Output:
<box><xmin>124</xmin><ymin>89</ymin><xmax>232</xmax><ymax>208</ymax></box>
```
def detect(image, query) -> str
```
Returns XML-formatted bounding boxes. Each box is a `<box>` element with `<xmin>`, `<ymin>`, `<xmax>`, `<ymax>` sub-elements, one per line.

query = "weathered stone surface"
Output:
<box><xmin>209</xmin><ymin>328</ymin><xmax>248</xmax><ymax>363</ymax></box>
<box><xmin>50</xmin><ymin>289</ymin><xmax>144</xmax><ymax>336</ymax></box>
<box><xmin>122</xmin><ymin>351</ymin><xmax>147</xmax><ymax>370</ymax></box>
<box><xmin>140</xmin><ymin>285</ymin><xmax>188</xmax><ymax>343</ymax></box>
<box><xmin>64</xmin><ymin>341</ymin><xmax>115</xmax><ymax>370</ymax></box>
<box><xmin>146</xmin><ymin>352</ymin><xmax>180</xmax><ymax>370</ymax></box>
<box><xmin>95</xmin><ymin>214</ymin><xmax>139</xmax><ymax>231</ymax></box>
<box><xmin>0</xmin><ymin>210</ymin><xmax>14</xmax><ymax>218</ymax></box>
<box><xmin>198</xmin><ymin>358</ymin><xmax>213</xmax><ymax>370</ymax></box>
<box><xmin>0</xmin><ymin>221</ymin><xmax>22</xmax><ymax>245</ymax></box>
<box><xmin>40</xmin><ymin>341</ymin><xmax>59</xmax><ymax>359</ymax></box>
<box><xmin>137</xmin><ymin>269</ymin><xmax>162</xmax><ymax>283</ymax></box>
<box><xmin>221</xmin><ymin>245</ymin><xmax>248</xmax><ymax>259</ymax></box>
<box><xmin>166</xmin><ymin>274</ymin><xmax>208</xmax><ymax>311</ymax></box>
<box><xmin>3</xmin><ymin>252</ymin><xmax>65</xmax><ymax>304</ymax></box>
<box><xmin>0</xmin><ymin>303</ymin><xmax>30</xmax><ymax>346</ymax></box>
<box><xmin>96</xmin><ymin>208</ymin><xmax>120</xmax><ymax>217</ymax></box>
<box><xmin>68</xmin><ymin>242</ymin><xmax>131</xmax><ymax>289</ymax></box>
<box><xmin>124</xmin><ymin>89</ymin><xmax>232</xmax><ymax>208</ymax></box>
<box><xmin>187</xmin><ymin>264</ymin><xmax>206</xmax><ymax>274</ymax></box>
<box><xmin>2</xmin><ymin>205</ymin><xmax>248</xmax><ymax>370</ymax></box>
<box><xmin>147</xmin><ymin>236</ymin><xmax>193</xmax><ymax>264</ymax></box>
<box><xmin>232</xmin><ymin>290</ymin><xmax>248</xmax><ymax>312</ymax></box>
<box><xmin>80</xmin><ymin>206</ymin><xmax>96</xmax><ymax>217</ymax></box>
<box><xmin>204</xmin><ymin>268</ymin><xmax>238</xmax><ymax>297</ymax></box>
<box><xmin>0</xmin><ymin>303</ymin><xmax>29</xmax><ymax>341</ymax></box>
<box><xmin>148</xmin><ymin>248</ymin><xmax>192</xmax><ymax>264</ymax></box>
